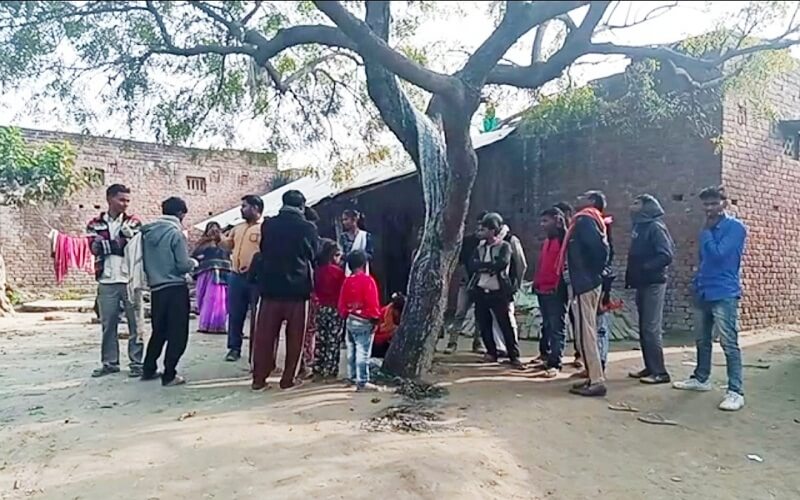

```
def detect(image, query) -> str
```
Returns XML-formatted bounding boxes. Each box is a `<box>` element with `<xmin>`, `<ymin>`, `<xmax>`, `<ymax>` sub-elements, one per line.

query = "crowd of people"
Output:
<box><xmin>86</xmin><ymin>181</ymin><xmax>747</xmax><ymax>411</ymax></box>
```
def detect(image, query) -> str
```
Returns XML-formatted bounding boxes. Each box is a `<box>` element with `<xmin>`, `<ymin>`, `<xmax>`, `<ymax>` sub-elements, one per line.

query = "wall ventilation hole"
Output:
<box><xmin>773</xmin><ymin>205</ymin><xmax>780</xmax><ymax>211</ymax></box>
<box><xmin>731</xmin><ymin>199</ymin><xmax>738</xmax><ymax>206</ymax></box>
<box><xmin>93</xmin><ymin>204</ymin><xmax>101</xmax><ymax>210</ymax></box>
<box><xmin>78</xmin><ymin>204</ymin><xmax>84</xmax><ymax>209</ymax></box>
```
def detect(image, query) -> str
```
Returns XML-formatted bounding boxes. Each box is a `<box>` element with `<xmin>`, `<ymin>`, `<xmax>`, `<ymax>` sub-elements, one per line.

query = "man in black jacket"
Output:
<box><xmin>567</xmin><ymin>191</ymin><xmax>610</xmax><ymax>397</ymax></box>
<box><xmin>444</xmin><ymin>212</ymin><xmax>487</xmax><ymax>354</ymax></box>
<box><xmin>626</xmin><ymin>194</ymin><xmax>674</xmax><ymax>384</ymax></box>
<box><xmin>251</xmin><ymin>190</ymin><xmax>319</xmax><ymax>391</ymax></box>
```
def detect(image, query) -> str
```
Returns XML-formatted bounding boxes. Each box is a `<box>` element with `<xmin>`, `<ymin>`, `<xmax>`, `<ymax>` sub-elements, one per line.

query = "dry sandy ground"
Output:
<box><xmin>1</xmin><ymin>312</ymin><xmax>799</xmax><ymax>500</ymax></box>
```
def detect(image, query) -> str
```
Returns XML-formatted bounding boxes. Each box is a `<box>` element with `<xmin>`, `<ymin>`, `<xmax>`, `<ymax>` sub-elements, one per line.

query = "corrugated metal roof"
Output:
<box><xmin>194</xmin><ymin>125</ymin><xmax>516</xmax><ymax>230</ymax></box>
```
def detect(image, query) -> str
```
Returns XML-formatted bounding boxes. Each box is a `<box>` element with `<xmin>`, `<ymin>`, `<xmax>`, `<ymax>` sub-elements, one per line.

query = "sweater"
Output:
<box><xmin>140</xmin><ymin>216</ymin><xmax>195</xmax><ymax>291</ymax></box>
<box><xmin>338</xmin><ymin>271</ymin><xmax>381</xmax><ymax>320</ymax></box>
<box><xmin>625</xmin><ymin>195</ymin><xmax>674</xmax><ymax>288</ymax></box>
<box><xmin>86</xmin><ymin>212</ymin><xmax>141</xmax><ymax>281</ymax></box>
<box><xmin>694</xmin><ymin>214</ymin><xmax>747</xmax><ymax>301</ymax></box>
<box><xmin>314</xmin><ymin>263</ymin><xmax>346</xmax><ymax>308</ymax></box>
<box><xmin>533</xmin><ymin>235</ymin><xmax>563</xmax><ymax>294</ymax></box>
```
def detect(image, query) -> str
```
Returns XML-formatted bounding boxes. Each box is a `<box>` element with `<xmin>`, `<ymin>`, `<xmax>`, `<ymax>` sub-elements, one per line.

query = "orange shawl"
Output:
<box><xmin>555</xmin><ymin>207</ymin><xmax>607</xmax><ymax>277</ymax></box>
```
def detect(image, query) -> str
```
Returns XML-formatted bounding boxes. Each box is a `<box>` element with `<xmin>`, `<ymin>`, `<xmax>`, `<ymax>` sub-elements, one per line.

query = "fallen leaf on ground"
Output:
<box><xmin>671</xmin><ymin>477</ymin><xmax>682</xmax><ymax>482</ymax></box>
<box><xmin>178</xmin><ymin>411</ymin><xmax>197</xmax><ymax>421</ymax></box>
<box><xmin>370</xmin><ymin>397</ymin><xmax>381</xmax><ymax>404</ymax></box>
<box><xmin>746</xmin><ymin>454</ymin><xmax>764</xmax><ymax>463</ymax></box>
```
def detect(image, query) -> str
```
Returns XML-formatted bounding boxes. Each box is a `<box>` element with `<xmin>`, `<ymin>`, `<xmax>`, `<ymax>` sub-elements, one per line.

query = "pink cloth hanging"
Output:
<box><xmin>53</xmin><ymin>232</ymin><xmax>95</xmax><ymax>283</ymax></box>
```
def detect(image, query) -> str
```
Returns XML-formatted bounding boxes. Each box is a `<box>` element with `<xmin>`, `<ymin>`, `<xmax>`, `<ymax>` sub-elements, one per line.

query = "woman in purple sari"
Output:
<box><xmin>192</xmin><ymin>222</ymin><xmax>232</xmax><ymax>334</ymax></box>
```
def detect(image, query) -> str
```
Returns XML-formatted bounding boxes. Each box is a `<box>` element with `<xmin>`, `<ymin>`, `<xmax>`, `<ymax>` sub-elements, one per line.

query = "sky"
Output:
<box><xmin>1</xmin><ymin>1</ymin><xmax>798</xmax><ymax>171</ymax></box>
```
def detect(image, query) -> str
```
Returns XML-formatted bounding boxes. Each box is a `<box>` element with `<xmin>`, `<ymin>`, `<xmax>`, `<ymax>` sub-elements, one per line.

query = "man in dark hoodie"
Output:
<box><xmin>626</xmin><ymin>194</ymin><xmax>674</xmax><ymax>384</ymax></box>
<box><xmin>140</xmin><ymin>197</ymin><xmax>196</xmax><ymax>386</ymax></box>
<box><xmin>251</xmin><ymin>190</ymin><xmax>319</xmax><ymax>391</ymax></box>
<box><xmin>565</xmin><ymin>191</ymin><xmax>610</xmax><ymax>397</ymax></box>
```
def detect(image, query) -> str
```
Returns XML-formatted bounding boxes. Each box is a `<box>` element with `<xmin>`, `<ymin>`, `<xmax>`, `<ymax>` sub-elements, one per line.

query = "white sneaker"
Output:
<box><xmin>672</xmin><ymin>378</ymin><xmax>712</xmax><ymax>392</ymax></box>
<box><xmin>719</xmin><ymin>391</ymin><xmax>745</xmax><ymax>411</ymax></box>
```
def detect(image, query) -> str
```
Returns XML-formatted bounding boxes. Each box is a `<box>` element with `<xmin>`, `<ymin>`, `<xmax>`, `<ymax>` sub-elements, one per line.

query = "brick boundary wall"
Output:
<box><xmin>0</xmin><ymin>127</ymin><xmax>277</xmax><ymax>290</ymax></box>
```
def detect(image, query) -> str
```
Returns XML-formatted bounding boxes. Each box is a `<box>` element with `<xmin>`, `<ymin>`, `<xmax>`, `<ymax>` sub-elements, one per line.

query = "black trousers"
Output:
<box><xmin>144</xmin><ymin>284</ymin><xmax>190</xmax><ymax>383</ymax></box>
<box><xmin>537</xmin><ymin>289</ymin><xmax>569</xmax><ymax>369</ymax></box>
<box><xmin>474</xmin><ymin>290</ymin><xmax>519</xmax><ymax>360</ymax></box>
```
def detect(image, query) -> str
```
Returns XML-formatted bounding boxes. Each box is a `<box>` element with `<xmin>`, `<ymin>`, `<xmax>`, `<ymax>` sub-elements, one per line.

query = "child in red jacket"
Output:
<box><xmin>338</xmin><ymin>250</ymin><xmax>381</xmax><ymax>391</ymax></box>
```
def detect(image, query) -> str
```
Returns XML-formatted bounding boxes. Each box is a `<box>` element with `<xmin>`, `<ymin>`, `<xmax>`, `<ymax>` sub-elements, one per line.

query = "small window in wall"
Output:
<box><xmin>736</xmin><ymin>103</ymin><xmax>747</xmax><ymax>125</ymax></box>
<box><xmin>187</xmin><ymin>176</ymin><xmax>207</xmax><ymax>193</ymax></box>
<box><xmin>238</xmin><ymin>173</ymin><xmax>249</xmax><ymax>186</ymax></box>
<box><xmin>783</xmin><ymin>135</ymin><xmax>799</xmax><ymax>159</ymax></box>
<box><xmin>92</xmin><ymin>168</ymin><xmax>106</xmax><ymax>184</ymax></box>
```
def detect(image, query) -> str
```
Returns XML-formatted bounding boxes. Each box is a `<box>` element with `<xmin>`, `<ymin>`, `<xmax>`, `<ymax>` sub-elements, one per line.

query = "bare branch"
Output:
<box><xmin>555</xmin><ymin>13</ymin><xmax>577</xmax><ymax>32</ymax></box>
<box><xmin>241</xmin><ymin>1</ymin><xmax>263</xmax><ymax>25</ymax></box>
<box><xmin>487</xmin><ymin>1</ymin><xmax>610</xmax><ymax>88</ymax></box>
<box><xmin>145</xmin><ymin>0</ymin><xmax>174</xmax><ymax>48</ymax></box>
<box><xmin>148</xmin><ymin>44</ymin><xmax>254</xmax><ymax>58</ymax></box>
<box><xmin>246</xmin><ymin>25</ymin><xmax>357</xmax><ymax>66</ymax></box>
<box><xmin>313</xmin><ymin>0</ymin><xmax>458</xmax><ymax>95</ymax></box>
<box><xmin>531</xmin><ymin>22</ymin><xmax>549</xmax><ymax>64</ymax></box>
<box><xmin>599</xmin><ymin>1</ymin><xmax>677</xmax><ymax>32</ymax></box>
<box><xmin>459</xmin><ymin>1</ymin><xmax>588</xmax><ymax>87</ymax></box>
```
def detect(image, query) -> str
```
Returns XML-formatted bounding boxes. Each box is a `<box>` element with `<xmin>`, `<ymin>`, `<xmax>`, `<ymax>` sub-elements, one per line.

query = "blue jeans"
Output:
<box><xmin>227</xmin><ymin>273</ymin><xmax>257</xmax><ymax>352</ymax></box>
<box><xmin>693</xmin><ymin>298</ymin><xmax>743</xmax><ymax>395</ymax></box>
<box><xmin>597</xmin><ymin>312</ymin><xmax>609</xmax><ymax>369</ymax></box>
<box><xmin>346</xmin><ymin>316</ymin><xmax>375</xmax><ymax>387</ymax></box>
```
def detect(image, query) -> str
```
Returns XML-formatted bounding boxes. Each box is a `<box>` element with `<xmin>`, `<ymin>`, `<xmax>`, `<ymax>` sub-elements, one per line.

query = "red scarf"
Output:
<box><xmin>555</xmin><ymin>207</ymin><xmax>607</xmax><ymax>277</ymax></box>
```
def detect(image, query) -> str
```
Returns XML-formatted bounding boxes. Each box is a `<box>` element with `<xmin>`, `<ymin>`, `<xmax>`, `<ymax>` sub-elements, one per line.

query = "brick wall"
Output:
<box><xmin>472</xmin><ymin>121</ymin><xmax>723</xmax><ymax>332</ymax></box>
<box><xmin>0</xmin><ymin>127</ymin><xmax>277</xmax><ymax>290</ymax></box>
<box><xmin>721</xmin><ymin>69</ymin><xmax>800</xmax><ymax>329</ymax></box>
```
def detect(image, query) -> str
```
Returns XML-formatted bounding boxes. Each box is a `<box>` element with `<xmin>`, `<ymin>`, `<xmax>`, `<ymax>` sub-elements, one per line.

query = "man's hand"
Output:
<box><xmin>91</xmin><ymin>239</ymin><xmax>103</xmax><ymax>255</ymax></box>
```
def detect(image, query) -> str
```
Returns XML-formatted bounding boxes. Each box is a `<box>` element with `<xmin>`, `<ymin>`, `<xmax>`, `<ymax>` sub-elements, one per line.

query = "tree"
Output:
<box><xmin>1</xmin><ymin>1</ymin><xmax>798</xmax><ymax>374</ymax></box>
<box><xmin>0</xmin><ymin>126</ymin><xmax>98</xmax><ymax>315</ymax></box>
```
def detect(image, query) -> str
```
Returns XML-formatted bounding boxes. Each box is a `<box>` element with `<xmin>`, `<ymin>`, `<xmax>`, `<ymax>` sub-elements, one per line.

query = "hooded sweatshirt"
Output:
<box><xmin>625</xmin><ymin>195</ymin><xmax>674</xmax><ymax>288</ymax></box>
<box><xmin>141</xmin><ymin>215</ymin><xmax>195</xmax><ymax>292</ymax></box>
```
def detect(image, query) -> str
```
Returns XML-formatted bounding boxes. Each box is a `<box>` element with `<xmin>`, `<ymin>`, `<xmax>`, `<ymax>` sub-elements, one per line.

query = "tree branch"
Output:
<box><xmin>241</xmin><ymin>1</ymin><xmax>263</xmax><ymax>25</ymax></box>
<box><xmin>459</xmin><ymin>1</ymin><xmax>588</xmax><ymax>87</ymax></box>
<box><xmin>313</xmin><ymin>0</ymin><xmax>458</xmax><ymax>95</ymax></box>
<box><xmin>487</xmin><ymin>1</ymin><xmax>610</xmax><ymax>88</ymax></box>
<box><xmin>245</xmin><ymin>25</ymin><xmax>357</xmax><ymax>66</ymax></box>
<box><xmin>531</xmin><ymin>22</ymin><xmax>549</xmax><ymax>64</ymax></box>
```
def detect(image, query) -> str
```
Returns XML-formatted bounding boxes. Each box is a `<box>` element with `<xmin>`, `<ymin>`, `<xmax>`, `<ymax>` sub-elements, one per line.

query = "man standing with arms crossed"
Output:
<box><xmin>673</xmin><ymin>186</ymin><xmax>747</xmax><ymax>411</ymax></box>
<box><xmin>87</xmin><ymin>184</ymin><xmax>143</xmax><ymax>378</ymax></box>
<box><xmin>222</xmin><ymin>195</ymin><xmax>264</xmax><ymax>362</ymax></box>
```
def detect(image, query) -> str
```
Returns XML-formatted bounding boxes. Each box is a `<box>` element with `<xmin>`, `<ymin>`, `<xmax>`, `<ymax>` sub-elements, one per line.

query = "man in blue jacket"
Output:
<box><xmin>673</xmin><ymin>186</ymin><xmax>747</xmax><ymax>411</ymax></box>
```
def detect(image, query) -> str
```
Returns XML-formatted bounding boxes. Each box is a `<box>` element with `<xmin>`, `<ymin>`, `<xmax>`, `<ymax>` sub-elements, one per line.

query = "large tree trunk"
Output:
<box><xmin>361</xmin><ymin>1</ymin><xmax>480</xmax><ymax>378</ymax></box>
<box><xmin>0</xmin><ymin>249</ymin><xmax>14</xmax><ymax>316</ymax></box>
<box><xmin>382</xmin><ymin>102</ymin><xmax>479</xmax><ymax>378</ymax></box>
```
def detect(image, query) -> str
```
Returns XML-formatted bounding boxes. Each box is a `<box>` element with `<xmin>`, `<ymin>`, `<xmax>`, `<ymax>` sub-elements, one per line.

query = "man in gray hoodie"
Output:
<box><xmin>625</xmin><ymin>194</ymin><xmax>674</xmax><ymax>385</ymax></box>
<box><xmin>140</xmin><ymin>197</ymin><xmax>196</xmax><ymax>386</ymax></box>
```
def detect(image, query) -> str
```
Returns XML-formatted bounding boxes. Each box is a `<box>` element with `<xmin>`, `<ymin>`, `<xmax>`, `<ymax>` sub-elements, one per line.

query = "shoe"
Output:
<box><xmin>162</xmin><ymin>375</ymin><xmax>186</xmax><ymax>387</ymax></box>
<box><xmin>541</xmin><ymin>368</ymin><xmax>559</xmax><ymax>379</ymax></box>
<box><xmin>140</xmin><ymin>371</ymin><xmax>161</xmax><ymax>381</ymax></box>
<box><xmin>573</xmin><ymin>356</ymin><xmax>583</xmax><ymax>369</ymax></box>
<box><xmin>128</xmin><ymin>366</ymin><xmax>143</xmax><ymax>378</ymax></box>
<box><xmin>509</xmin><ymin>359</ymin><xmax>525</xmax><ymax>370</ymax></box>
<box><xmin>224</xmin><ymin>350</ymin><xmax>241</xmax><ymax>362</ymax></box>
<box><xmin>356</xmin><ymin>383</ymin><xmax>380</xmax><ymax>392</ymax></box>
<box><xmin>299</xmin><ymin>367</ymin><xmax>314</xmax><ymax>380</ymax></box>
<box><xmin>471</xmin><ymin>345</ymin><xmax>486</xmax><ymax>354</ymax></box>
<box><xmin>719</xmin><ymin>391</ymin><xmax>745</xmax><ymax>411</ymax></box>
<box><xmin>628</xmin><ymin>368</ymin><xmax>650</xmax><ymax>379</ymax></box>
<box><xmin>497</xmin><ymin>350</ymin><xmax>508</xmax><ymax>358</ymax></box>
<box><xmin>443</xmin><ymin>343</ymin><xmax>458</xmax><ymax>355</ymax></box>
<box><xmin>251</xmin><ymin>381</ymin><xmax>269</xmax><ymax>391</ymax></box>
<box><xmin>279</xmin><ymin>378</ymin><xmax>304</xmax><ymax>391</ymax></box>
<box><xmin>640</xmin><ymin>374</ymin><xmax>671</xmax><ymax>385</ymax></box>
<box><xmin>481</xmin><ymin>354</ymin><xmax>498</xmax><ymax>363</ymax></box>
<box><xmin>91</xmin><ymin>365</ymin><xmax>120</xmax><ymax>378</ymax></box>
<box><xmin>572</xmin><ymin>379</ymin><xmax>590</xmax><ymax>389</ymax></box>
<box><xmin>569</xmin><ymin>383</ymin><xmax>607</xmax><ymax>397</ymax></box>
<box><xmin>672</xmin><ymin>377</ymin><xmax>712</xmax><ymax>392</ymax></box>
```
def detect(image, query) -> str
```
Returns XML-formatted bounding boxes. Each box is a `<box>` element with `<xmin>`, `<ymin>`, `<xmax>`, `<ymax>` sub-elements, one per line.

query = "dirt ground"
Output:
<box><xmin>1</xmin><ymin>312</ymin><xmax>799</xmax><ymax>500</ymax></box>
